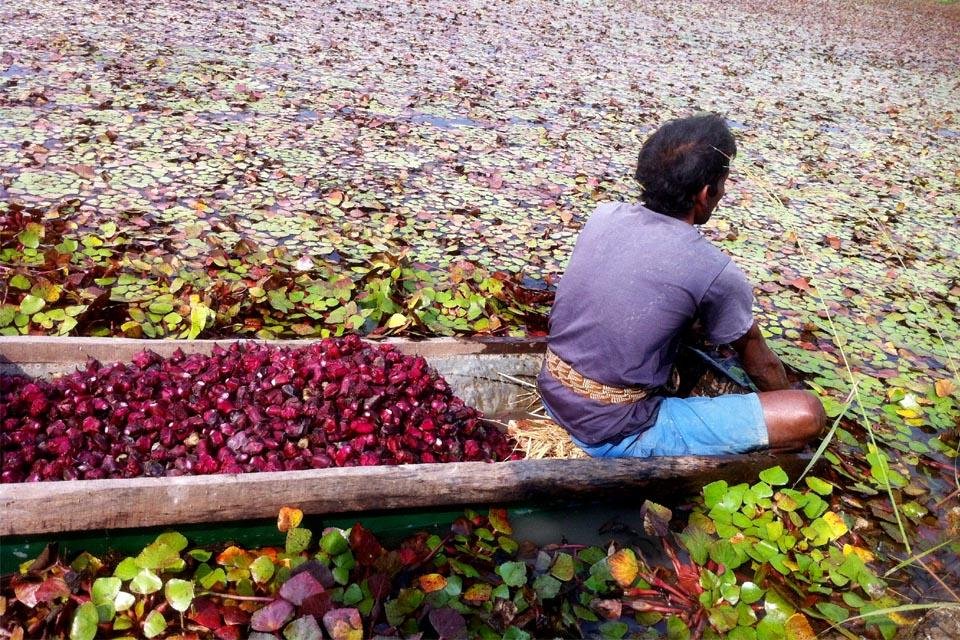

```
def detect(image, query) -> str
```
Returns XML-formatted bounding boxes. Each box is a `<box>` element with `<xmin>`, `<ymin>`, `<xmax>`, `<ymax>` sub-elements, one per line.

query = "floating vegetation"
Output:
<box><xmin>1</xmin><ymin>0</ymin><xmax>959</xmax><ymax>630</ymax></box>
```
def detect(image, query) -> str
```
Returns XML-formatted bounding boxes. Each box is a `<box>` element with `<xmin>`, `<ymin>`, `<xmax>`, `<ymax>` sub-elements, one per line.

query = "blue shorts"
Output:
<box><xmin>571</xmin><ymin>394</ymin><xmax>769</xmax><ymax>457</ymax></box>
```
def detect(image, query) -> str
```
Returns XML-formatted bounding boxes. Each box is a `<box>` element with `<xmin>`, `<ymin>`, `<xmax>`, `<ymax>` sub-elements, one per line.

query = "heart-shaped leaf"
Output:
<box><xmin>322</xmin><ymin>607</ymin><xmax>363</xmax><ymax>640</ymax></box>
<box><xmin>142</xmin><ymin>610</ymin><xmax>167</xmax><ymax>638</ymax></box>
<box><xmin>607</xmin><ymin>549</ymin><xmax>638</xmax><ymax>588</ymax></box>
<box><xmin>250</xmin><ymin>598</ymin><xmax>295</xmax><ymax>632</ymax></box>
<box><xmin>164</xmin><ymin>578</ymin><xmax>194</xmax><ymax>612</ymax></box>
<box><xmin>69</xmin><ymin>601</ymin><xmax>99</xmax><ymax>640</ymax></box>
<box><xmin>279</xmin><ymin>571</ymin><xmax>324</xmax><ymax>605</ymax></box>
<box><xmin>283</xmin><ymin>615</ymin><xmax>323</xmax><ymax>640</ymax></box>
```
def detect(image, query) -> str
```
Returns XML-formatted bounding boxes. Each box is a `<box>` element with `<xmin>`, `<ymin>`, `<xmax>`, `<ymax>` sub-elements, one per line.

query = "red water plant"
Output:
<box><xmin>0</xmin><ymin>335</ymin><xmax>521</xmax><ymax>482</ymax></box>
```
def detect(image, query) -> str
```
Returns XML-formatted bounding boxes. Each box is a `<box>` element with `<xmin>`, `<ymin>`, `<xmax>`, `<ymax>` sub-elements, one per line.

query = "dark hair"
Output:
<box><xmin>634</xmin><ymin>113</ymin><xmax>736</xmax><ymax>216</ymax></box>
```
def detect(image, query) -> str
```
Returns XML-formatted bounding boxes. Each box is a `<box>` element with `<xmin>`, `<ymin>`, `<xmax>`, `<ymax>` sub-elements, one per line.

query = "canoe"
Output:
<box><xmin>0</xmin><ymin>336</ymin><xmax>811</xmax><ymax>540</ymax></box>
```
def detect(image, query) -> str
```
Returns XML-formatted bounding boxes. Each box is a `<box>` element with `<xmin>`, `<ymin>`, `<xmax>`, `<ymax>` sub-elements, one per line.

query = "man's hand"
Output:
<box><xmin>731</xmin><ymin>321</ymin><xmax>790</xmax><ymax>392</ymax></box>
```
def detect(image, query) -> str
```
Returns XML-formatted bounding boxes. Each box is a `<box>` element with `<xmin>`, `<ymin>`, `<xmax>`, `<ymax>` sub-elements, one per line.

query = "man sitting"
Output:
<box><xmin>538</xmin><ymin>113</ymin><xmax>825</xmax><ymax>457</ymax></box>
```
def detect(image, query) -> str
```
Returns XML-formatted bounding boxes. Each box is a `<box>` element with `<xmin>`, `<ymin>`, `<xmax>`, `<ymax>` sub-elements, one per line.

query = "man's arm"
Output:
<box><xmin>731</xmin><ymin>321</ymin><xmax>790</xmax><ymax>391</ymax></box>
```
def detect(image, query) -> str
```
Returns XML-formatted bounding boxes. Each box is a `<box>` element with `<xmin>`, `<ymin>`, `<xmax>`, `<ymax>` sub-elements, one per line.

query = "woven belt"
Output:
<box><xmin>545</xmin><ymin>347</ymin><xmax>651</xmax><ymax>404</ymax></box>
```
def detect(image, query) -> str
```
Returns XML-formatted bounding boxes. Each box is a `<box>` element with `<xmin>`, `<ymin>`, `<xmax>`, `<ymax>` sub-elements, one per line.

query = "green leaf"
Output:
<box><xmin>680</xmin><ymin>526</ymin><xmax>711</xmax><ymax>565</ymax></box>
<box><xmin>164</xmin><ymin>578</ymin><xmax>195</xmax><ymax>612</ymax></box>
<box><xmin>763</xmin><ymin>590</ymin><xmax>796</xmax><ymax>624</ymax></box>
<box><xmin>728</xmin><ymin>626</ymin><xmax>758</xmax><ymax>640</ymax></box>
<box><xmin>502</xmin><ymin>627</ymin><xmax>531</xmax><ymax>640</ymax></box>
<box><xmin>755</xmin><ymin>617</ymin><xmax>784</xmax><ymax>640</ymax></box>
<box><xmin>0</xmin><ymin>304</ymin><xmax>16</xmax><ymax>327</ymax></box>
<box><xmin>188</xmin><ymin>549</ymin><xmax>212</xmax><ymax>562</ymax></box>
<box><xmin>250</xmin><ymin>556</ymin><xmax>276</xmax><ymax>583</ymax></box>
<box><xmin>18</xmin><ymin>225</ymin><xmax>42</xmax><ymax>249</ymax></box>
<box><xmin>666</xmin><ymin>615</ymin><xmax>691</xmax><ymax>640</ymax></box>
<box><xmin>114</xmin><ymin>557</ymin><xmax>140</xmax><ymax>580</ymax></box>
<box><xmin>709</xmin><ymin>539</ymin><xmax>744</xmax><ymax>570</ymax></box>
<box><xmin>148</xmin><ymin>300</ymin><xmax>174</xmax><ymax>315</ymax></box>
<box><xmin>320</xmin><ymin>530</ymin><xmax>349</xmax><ymax>555</ymax></box>
<box><xmin>188</xmin><ymin>297</ymin><xmax>213</xmax><ymax>339</ymax></box>
<box><xmin>533</xmin><ymin>574</ymin><xmax>562</xmax><ymax>599</ymax></box>
<box><xmin>759</xmin><ymin>466</ymin><xmax>789</xmax><ymax>486</ymax></box>
<box><xmin>814</xmin><ymin>601</ymin><xmax>849</xmax><ymax>623</ymax></box>
<box><xmin>92</xmin><ymin>577</ymin><xmax>122</xmax><ymax>606</ymax></box>
<box><xmin>114</xmin><ymin>591</ymin><xmax>135</xmax><ymax>612</ymax></box>
<box><xmin>70</xmin><ymin>601</ymin><xmax>99</xmax><ymax>640</ymax></box>
<box><xmin>708</xmin><ymin>603</ymin><xmax>739</xmax><ymax>632</ymax></box>
<box><xmin>703</xmin><ymin>480</ymin><xmax>729</xmax><ymax>509</ymax></box>
<box><xmin>154</xmin><ymin>532</ymin><xmax>189</xmax><ymax>554</ymax></box>
<box><xmin>599</xmin><ymin>621</ymin><xmax>629</xmax><ymax>639</ymax></box>
<box><xmin>199</xmin><ymin>567</ymin><xmax>227</xmax><ymax>589</ymax></box>
<box><xmin>143</xmin><ymin>610</ymin><xmax>167</xmax><ymax>638</ymax></box>
<box><xmin>19</xmin><ymin>294</ymin><xmax>45</xmax><ymax>315</ymax></box>
<box><xmin>136</xmin><ymin>541</ymin><xmax>182</xmax><ymax>571</ymax></box>
<box><xmin>804</xmin><ymin>477</ymin><xmax>834</xmax><ymax>495</ymax></box>
<box><xmin>550</xmin><ymin>553</ymin><xmax>575</xmax><ymax>581</ymax></box>
<box><xmin>95</xmin><ymin>602</ymin><xmax>115</xmax><ymax>623</ymax></box>
<box><xmin>740</xmin><ymin>582</ymin><xmax>764</xmax><ymax>604</ymax></box>
<box><xmin>342</xmin><ymin>583</ymin><xmax>363</xmax><ymax>605</ymax></box>
<box><xmin>129</xmin><ymin>569</ymin><xmax>163</xmax><ymax>595</ymax></box>
<box><xmin>496</xmin><ymin>561</ymin><xmax>527</xmax><ymax>587</ymax></box>
<box><xmin>9</xmin><ymin>274</ymin><xmax>31</xmax><ymax>290</ymax></box>
<box><xmin>286</xmin><ymin>527</ymin><xmax>312</xmax><ymax>554</ymax></box>
<box><xmin>332</xmin><ymin>566</ymin><xmax>350</xmax><ymax>585</ymax></box>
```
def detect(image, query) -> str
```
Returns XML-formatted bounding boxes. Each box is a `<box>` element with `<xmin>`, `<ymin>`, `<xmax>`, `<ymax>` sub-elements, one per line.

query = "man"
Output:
<box><xmin>538</xmin><ymin>113</ymin><xmax>825</xmax><ymax>457</ymax></box>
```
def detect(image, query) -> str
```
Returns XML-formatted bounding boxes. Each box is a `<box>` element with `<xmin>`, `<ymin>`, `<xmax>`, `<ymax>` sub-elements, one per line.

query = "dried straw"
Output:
<box><xmin>506</xmin><ymin>417</ymin><xmax>588</xmax><ymax>459</ymax></box>
<box><xmin>493</xmin><ymin>371</ymin><xmax>588</xmax><ymax>459</ymax></box>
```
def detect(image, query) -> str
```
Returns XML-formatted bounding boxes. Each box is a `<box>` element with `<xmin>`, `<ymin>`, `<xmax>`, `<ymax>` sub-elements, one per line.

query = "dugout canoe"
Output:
<box><xmin>0</xmin><ymin>336</ymin><xmax>811</xmax><ymax>540</ymax></box>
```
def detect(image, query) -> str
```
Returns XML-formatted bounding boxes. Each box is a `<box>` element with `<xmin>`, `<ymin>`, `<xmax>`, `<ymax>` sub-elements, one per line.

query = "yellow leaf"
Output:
<box><xmin>888</xmin><ymin>611</ymin><xmax>915</xmax><ymax>625</ymax></box>
<box><xmin>608</xmin><ymin>549</ymin><xmax>638</xmax><ymax>588</ymax></box>
<box><xmin>277</xmin><ymin>507</ymin><xmax>303</xmax><ymax>533</ymax></box>
<box><xmin>934</xmin><ymin>379</ymin><xmax>956</xmax><ymax>398</ymax></box>
<box><xmin>784</xmin><ymin>612</ymin><xmax>816</xmax><ymax>640</ymax></box>
<box><xmin>463</xmin><ymin>583</ymin><xmax>492</xmax><ymax>603</ymax></box>
<box><xmin>386</xmin><ymin>313</ymin><xmax>408</xmax><ymax>329</ymax></box>
<box><xmin>216</xmin><ymin>545</ymin><xmax>253</xmax><ymax>568</ymax></box>
<box><xmin>418</xmin><ymin>574</ymin><xmax>447</xmax><ymax>593</ymax></box>
<box><xmin>823</xmin><ymin>512</ymin><xmax>849</xmax><ymax>540</ymax></box>
<box><xmin>842</xmin><ymin>544</ymin><xmax>874</xmax><ymax>563</ymax></box>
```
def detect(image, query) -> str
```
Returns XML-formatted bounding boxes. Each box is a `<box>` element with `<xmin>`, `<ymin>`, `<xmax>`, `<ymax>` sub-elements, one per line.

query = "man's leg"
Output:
<box><xmin>756</xmin><ymin>390</ymin><xmax>826</xmax><ymax>452</ymax></box>
<box><xmin>572</xmin><ymin>393</ymin><xmax>773</xmax><ymax>457</ymax></box>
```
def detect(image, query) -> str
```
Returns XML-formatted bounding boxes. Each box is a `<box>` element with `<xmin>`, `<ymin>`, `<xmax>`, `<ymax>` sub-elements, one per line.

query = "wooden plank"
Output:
<box><xmin>0</xmin><ymin>453</ymin><xmax>810</xmax><ymax>536</ymax></box>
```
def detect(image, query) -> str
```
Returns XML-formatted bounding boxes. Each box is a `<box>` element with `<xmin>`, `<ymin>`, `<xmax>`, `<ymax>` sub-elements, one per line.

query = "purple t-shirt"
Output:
<box><xmin>538</xmin><ymin>202</ymin><xmax>755</xmax><ymax>444</ymax></box>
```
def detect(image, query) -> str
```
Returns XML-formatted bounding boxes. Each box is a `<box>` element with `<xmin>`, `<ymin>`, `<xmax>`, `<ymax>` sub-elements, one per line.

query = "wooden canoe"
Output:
<box><xmin>0</xmin><ymin>336</ymin><xmax>810</xmax><ymax>537</ymax></box>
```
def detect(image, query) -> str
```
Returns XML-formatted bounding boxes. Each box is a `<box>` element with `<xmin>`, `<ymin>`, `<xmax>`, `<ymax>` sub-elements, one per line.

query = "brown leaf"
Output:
<box><xmin>418</xmin><ymin>573</ymin><xmax>447</xmax><ymax>593</ymax></box>
<box><xmin>934</xmin><ymin>379</ymin><xmax>956</xmax><ymax>398</ymax></box>
<box><xmin>608</xmin><ymin>548</ymin><xmax>638</xmax><ymax>588</ymax></box>
<box><xmin>277</xmin><ymin>506</ymin><xmax>303</xmax><ymax>533</ymax></box>
<box><xmin>590</xmin><ymin>598</ymin><xmax>623</xmax><ymax>620</ymax></box>
<box><xmin>70</xmin><ymin>164</ymin><xmax>96</xmax><ymax>179</ymax></box>
<box><xmin>784</xmin><ymin>612</ymin><xmax>816</xmax><ymax>640</ymax></box>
